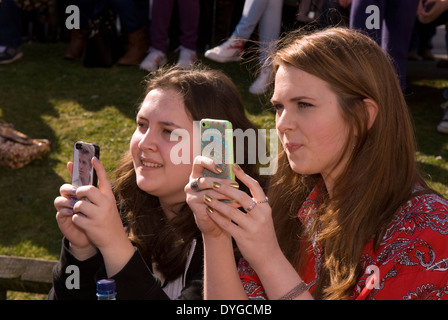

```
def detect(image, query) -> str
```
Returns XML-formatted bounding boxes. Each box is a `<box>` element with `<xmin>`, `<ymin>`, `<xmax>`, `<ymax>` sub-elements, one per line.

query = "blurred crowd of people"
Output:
<box><xmin>0</xmin><ymin>0</ymin><xmax>447</xmax><ymax>133</ymax></box>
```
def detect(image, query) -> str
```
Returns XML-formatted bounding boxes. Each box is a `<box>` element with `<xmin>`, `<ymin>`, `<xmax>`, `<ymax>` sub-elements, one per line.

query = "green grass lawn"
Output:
<box><xmin>0</xmin><ymin>42</ymin><xmax>275</xmax><ymax>262</ymax></box>
<box><xmin>0</xmin><ymin>42</ymin><xmax>447</xmax><ymax>299</ymax></box>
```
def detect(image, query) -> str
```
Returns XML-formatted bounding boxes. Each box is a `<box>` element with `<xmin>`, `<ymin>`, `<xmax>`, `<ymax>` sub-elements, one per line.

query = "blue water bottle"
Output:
<box><xmin>96</xmin><ymin>279</ymin><xmax>116</xmax><ymax>300</ymax></box>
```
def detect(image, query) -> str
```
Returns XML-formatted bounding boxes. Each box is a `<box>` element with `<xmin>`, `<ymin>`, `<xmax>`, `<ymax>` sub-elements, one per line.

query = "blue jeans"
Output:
<box><xmin>110</xmin><ymin>0</ymin><xmax>147</xmax><ymax>34</ymax></box>
<box><xmin>0</xmin><ymin>0</ymin><xmax>21</xmax><ymax>48</ymax></box>
<box><xmin>233</xmin><ymin>0</ymin><xmax>284</xmax><ymax>66</ymax></box>
<box><xmin>349</xmin><ymin>0</ymin><xmax>419</xmax><ymax>90</ymax></box>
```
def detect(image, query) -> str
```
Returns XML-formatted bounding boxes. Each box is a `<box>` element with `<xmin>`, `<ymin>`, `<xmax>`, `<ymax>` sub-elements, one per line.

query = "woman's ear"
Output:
<box><xmin>363</xmin><ymin>98</ymin><xmax>379</xmax><ymax>130</ymax></box>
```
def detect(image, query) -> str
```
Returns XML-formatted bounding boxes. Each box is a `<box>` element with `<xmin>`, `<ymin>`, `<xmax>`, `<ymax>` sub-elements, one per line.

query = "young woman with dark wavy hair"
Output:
<box><xmin>51</xmin><ymin>66</ymin><xmax>261</xmax><ymax>299</ymax></box>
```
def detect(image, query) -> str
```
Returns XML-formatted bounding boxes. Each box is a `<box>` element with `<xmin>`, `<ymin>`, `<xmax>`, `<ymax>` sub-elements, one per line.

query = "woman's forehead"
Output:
<box><xmin>138</xmin><ymin>88</ymin><xmax>192</xmax><ymax>127</ymax></box>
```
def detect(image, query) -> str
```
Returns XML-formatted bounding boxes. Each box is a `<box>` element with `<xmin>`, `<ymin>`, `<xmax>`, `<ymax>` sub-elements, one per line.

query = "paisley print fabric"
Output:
<box><xmin>238</xmin><ymin>186</ymin><xmax>448</xmax><ymax>300</ymax></box>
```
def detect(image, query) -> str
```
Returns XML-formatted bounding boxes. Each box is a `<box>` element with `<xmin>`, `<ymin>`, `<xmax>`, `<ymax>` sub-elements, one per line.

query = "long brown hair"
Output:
<box><xmin>113</xmin><ymin>66</ymin><xmax>261</xmax><ymax>281</ymax></box>
<box><xmin>268</xmin><ymin>28</ymin><xmax>432</xmax><ymax>299</ymax></box>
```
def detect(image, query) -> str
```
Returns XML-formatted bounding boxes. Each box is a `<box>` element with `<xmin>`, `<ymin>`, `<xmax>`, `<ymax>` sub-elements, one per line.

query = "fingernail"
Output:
<box><xmin>206</xmin><ymin>206</ymin><xmax>213</xmax><ymax>214</ymax></box>
<box><xmin>233</xmin><ymin>163</ymin><xmax>241</xmax><ymax>170</ymax></box>
<box><xmin>204</xmin><ymin>194</ymin><xmax>213</xmax><ymax>202</ymax></box>
<box><xmin>212</xmin><ymin>182</ymin><xmax>221</xmax><ymax>189</ymax></box>
<box><xmin>70</xmin><ymin>200</ymin><xmax>77</xmax><ymax>207</ymax></box>
<box><xmin>230</xmin><ymin>182</ymin><xmax>239</xmax><ymax>189</ymax></box>
<box><xmin>215</xmin><ymin>165</ymin><xmax>223</xmax><ymax>173</ymax></box>
<box><xmin>67</xmin><ymin>209</ymin><xmax>73</xmax><ymax>214</ymax></box>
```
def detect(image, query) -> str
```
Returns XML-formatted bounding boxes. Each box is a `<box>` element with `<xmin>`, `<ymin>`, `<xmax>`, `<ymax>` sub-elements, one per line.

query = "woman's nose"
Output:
<box><xmin>138</xmin><ymin>129</ymin><xmax>157</xmax><ymax>151</ymax></box>
<box><xmin>276</xmin><ymin>108</ymin><xmax>296</xmax><ymax>134</ymax></box>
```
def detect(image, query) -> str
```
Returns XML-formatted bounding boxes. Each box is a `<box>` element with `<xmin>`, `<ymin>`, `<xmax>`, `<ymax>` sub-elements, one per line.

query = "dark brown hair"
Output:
<box><xmin>113</xmin><ymin>66</ymin><xmax>261</xmax><ymax>281</ymax></box>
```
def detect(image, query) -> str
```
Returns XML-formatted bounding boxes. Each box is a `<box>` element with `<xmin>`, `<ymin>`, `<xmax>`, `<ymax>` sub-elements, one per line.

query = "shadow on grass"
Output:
<box><xmin>0</xmin><ymin>161</ymin><xmax>65</xmax><ymax>259</ymax></box>
<box><xmin>405</xmin><ymin>60</ymin><xmax>448</xmax><ymax>195</ymax></box>
<box><xmin>0</xmin><ymin>43</ymin><xmax>147</xmax><ymax>258</ymax></box>
<box><xmin>419</xmin><ymin>161</ymin><xmax>448</xmax><ymax>187</ymax></box>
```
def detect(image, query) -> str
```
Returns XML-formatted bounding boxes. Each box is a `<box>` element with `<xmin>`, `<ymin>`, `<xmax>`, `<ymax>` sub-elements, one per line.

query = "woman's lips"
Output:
<box><xmin>140</xmin><ymin>157</ymin><xmax>163</xmax><ymax>168</ymax></box>
<box><xmin>284</xmin><ymin>142</ymin><xmax>302</xmax><ymax>153</ymax></box>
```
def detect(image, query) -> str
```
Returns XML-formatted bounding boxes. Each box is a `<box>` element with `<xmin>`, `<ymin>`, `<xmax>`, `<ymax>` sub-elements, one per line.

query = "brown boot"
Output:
<box><xmin>64</xmin><ymin>29</ymin><xmax>89</xmax><ymax>60</ymax></box>
<box><xmin>117</xmin><ymin>27</ymin><xmax>149</xmax><ymax>65</ymax></box>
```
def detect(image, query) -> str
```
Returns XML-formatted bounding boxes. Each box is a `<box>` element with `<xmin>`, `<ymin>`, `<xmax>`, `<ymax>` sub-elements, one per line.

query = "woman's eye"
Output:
<box><xmin>137</xmin><ymin>122</ymin><xmax>148</xmax><ymax>131</ymax></box>
<box><xmin>272</xmin><ymin>104</ymin><xmax>284</xmax><ymax>111</ymax></box>
<box><xmin>298</xmin><ymin>102</ymin><xmax>314</xmax><ymax>108</ymax></box>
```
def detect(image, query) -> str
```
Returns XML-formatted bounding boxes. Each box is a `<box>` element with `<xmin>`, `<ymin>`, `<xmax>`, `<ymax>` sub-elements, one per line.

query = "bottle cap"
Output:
<box><xmin>97</xmin><ymin>279</ymin><xmax>116</xmax><ymax>295</ymax></box>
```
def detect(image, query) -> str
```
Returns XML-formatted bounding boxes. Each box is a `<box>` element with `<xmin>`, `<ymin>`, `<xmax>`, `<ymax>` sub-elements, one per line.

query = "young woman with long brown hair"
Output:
<box><xmin>186</xmin><ymin>28</ymin><xmax>448</xmax><ymax>300</ymax></box>
<box><xmin>50</xmin><ymin>66</ymin><xmax>261</xmax><ymax>299</ymax></box>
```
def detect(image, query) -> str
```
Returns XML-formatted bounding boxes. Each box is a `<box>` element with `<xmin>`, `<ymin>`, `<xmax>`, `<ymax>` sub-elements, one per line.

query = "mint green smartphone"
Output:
<box><xmin>200</xmin><ymin>119</ymin><xmax>234</xmax><ymax>180</ymax></box>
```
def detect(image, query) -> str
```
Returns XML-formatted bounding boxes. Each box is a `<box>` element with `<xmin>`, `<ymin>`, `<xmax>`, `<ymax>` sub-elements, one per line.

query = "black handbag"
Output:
<box><xmin>83</xmin><ymin>9</ymin><xmax>124</xmax><ymax>68</ymax></box>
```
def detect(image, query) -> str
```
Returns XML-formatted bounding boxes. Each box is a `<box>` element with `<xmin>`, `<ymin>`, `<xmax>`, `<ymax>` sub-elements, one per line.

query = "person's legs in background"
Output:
<box><xmin>381</xmin><ymin>0</ymin><xmax>419</xmax><ymax>91</ymax></box>
<box><xmin>233</xmin><ymin>0</ymin><xmax>271</xmax><ymax>39</ymax></box>
<box><xmin>176</xmin><ymin>0</ymin><xmax>200</xmax><ymax>68</ymax></box>
<box><xmin>204</xmin><ymin>0</ymin><xmax>272</xmax><ymax>63</ymax></box>
<box><xmin>63</xmin><ymin>0</ymin><xmax>98</xmax><ymax>60</ymax></box>
<box><xmin>204</xmin><ymin>0</ymin><xmax>283</xmax><ymax>94</ymax></box>
<box><xmin>350</xmin><ymin>0</ymin><xmax>419</xmax><ymax>91</ymax></box>
<box><xmin>110</xmin><ymin>0</ymin><xmax>149</xmax><ymax>65</ymax></box>
<box><xmin>350</xmin><ymin>0</ymin><xmax>384</xmax><ymax>45</ymax></box>
<box><xmin>249</xmin><ymin>0</ymin><xmax>283</xmax><ymax>94</ymax></box>
<box><xmin>0</xmin><ymin>0</ymin><xmax>23</xmax><ymax>64</ymax></box>
<box><xmin>436</xmin><ymin>14</ymin><xmax>448</xmax><ymax>134</ymax></box>
<box><xmin>140</xmin><ymin>0</ymin><xmax>174</xmax><ymax>71</ymax></box>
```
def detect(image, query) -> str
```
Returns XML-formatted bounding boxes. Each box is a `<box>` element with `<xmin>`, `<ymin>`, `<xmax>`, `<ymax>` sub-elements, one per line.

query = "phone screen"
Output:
<box><xmin>72</xmin><ymin>141</ymin><xmax>100</xmax><ymax>187</ymax></box>
<box><xmin>200</xmin><ymin>119</ymin><xmax>234</xmax><ymax>180</ymax></box>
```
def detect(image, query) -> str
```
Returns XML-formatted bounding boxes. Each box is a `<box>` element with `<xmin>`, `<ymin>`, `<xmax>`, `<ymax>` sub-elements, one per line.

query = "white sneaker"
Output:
<box><xmin>140</xmin><ymin>48</ymin><xmax>167</xmax><ymax>72</ymax></box>
<box><xmin>204</xmin><ymin>36</ymin><xmax>245</xmax><ymax>63</ymax></box>
<box><xmin>0</xmin><ymin>46</ymin><xmax>23</xmax><ymax>64</ymax></box>
<box><xmin>249</xmin><ymin>68</ymin><xmax>272</xmax><ymax>95</ymax></box>
<box><xmin>176</xmin><ymin>46</ymin><xmax>197</xmax><ymax>69</ymax></box>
